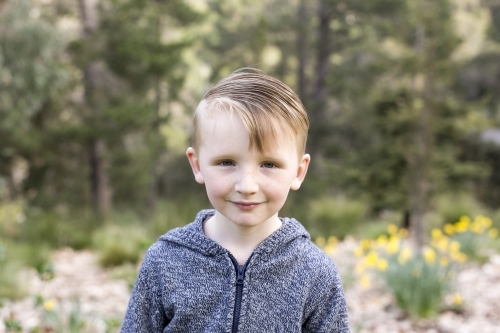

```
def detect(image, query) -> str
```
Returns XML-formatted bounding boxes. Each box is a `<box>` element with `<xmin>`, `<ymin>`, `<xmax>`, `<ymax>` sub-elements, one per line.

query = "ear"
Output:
<box><xmin>291</xmin><ymin>154</ymin><xmax>310</xmax><ymax>190</ymax></box>
<box><xmin>186</xmin><ymin>147</ymin><xmax>205</xmax><ymax>184</ymax></box>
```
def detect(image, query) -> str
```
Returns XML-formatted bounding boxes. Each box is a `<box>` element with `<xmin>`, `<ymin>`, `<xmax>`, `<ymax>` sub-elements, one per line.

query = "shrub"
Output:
<box><xmin>92</xmin><ymin>224</ymin><xmax>151</xmax><ymax>267</ymax></box>
<box><xmin>443</xmin><ymin>215</ymin><xmax>498</xmax><ymax>262</ymax></box>
<box><xmin>0</xmin><ymin>243</ymin><xmax>27</xmax><ymax>300</ymax></box>
<box><xmin>308</xmin><ymin>196</ymin><xmax>368</xmax><ymax>239</ymax></box>
<box><xmin>435</xmin><ymin>193</ymin><xmax>484</xmax><ymax>225</ymax></box>
<box><xmin>149</xmin><ymin>199</ymin><xmax>204</xmax><ymax>238</ymax></box>
<box><xmin>352</xmin><ymin>224</ymin><xmax>468</xmax><ymax>319</ymax></box>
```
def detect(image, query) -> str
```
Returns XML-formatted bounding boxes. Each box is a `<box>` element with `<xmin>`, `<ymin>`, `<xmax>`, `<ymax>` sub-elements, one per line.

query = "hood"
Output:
<box><xmin>159</xmin><ymin>209</ymin><xmax>311</xmax><ymax>257</ymax></box>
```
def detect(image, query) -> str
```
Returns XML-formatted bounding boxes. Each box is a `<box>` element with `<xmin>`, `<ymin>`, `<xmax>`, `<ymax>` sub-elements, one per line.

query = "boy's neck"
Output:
<box><xmin>203</xmin><ymin>211</ymin><xmax>282</xmax><ymax>265</ymax></box>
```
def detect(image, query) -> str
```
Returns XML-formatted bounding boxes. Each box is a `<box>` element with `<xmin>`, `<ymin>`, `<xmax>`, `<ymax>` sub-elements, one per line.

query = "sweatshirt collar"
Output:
<box><xmin>160</xmin><ymin>209</ymin><xmax>310</xmax><ymax>257</ymax></box>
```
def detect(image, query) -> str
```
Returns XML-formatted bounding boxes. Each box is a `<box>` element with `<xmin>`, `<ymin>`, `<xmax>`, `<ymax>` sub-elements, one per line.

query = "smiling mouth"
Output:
<box><xmin>229</xmin><ymin>201</ymin><xmax>264</xmax><ymax>210</ymax></box>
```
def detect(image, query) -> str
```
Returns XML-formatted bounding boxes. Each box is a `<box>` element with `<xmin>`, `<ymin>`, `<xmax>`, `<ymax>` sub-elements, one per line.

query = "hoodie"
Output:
<box><xmin>121</xmin><ymin>209</ymin><xmax>349</xmax><ymax>333</ymax></box>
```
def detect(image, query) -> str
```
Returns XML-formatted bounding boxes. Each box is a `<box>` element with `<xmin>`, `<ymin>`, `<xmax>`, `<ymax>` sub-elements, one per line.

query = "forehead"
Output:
<box><xmin>197</xmin><ymin>109</ymin><xmax>300</xmax><ymax>156</ymax></box>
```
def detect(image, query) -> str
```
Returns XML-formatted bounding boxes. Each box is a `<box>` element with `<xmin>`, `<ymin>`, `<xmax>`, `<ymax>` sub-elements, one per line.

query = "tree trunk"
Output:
<box><xmin>147</xmin><ymin>78</ymin><xmax>163</xmax><ymax>213</ymax></box>
<box><xmin>296</xmin><ymin>0</ymin><xmax>307</xmax><ymax>100</ymax></box>
<box><xmin>78</xmin><ymin>0</ymin><xmax>112</xmax><ymax>217</ymax></box>
<box><xmin>407</xmin><ymin>25</ymin><xmax>432</xmax><ymax>248</ymax></box>
<box><xmin>309</xmin><ymin>0</ymin><xmax>333</xmax><ymax>157</ymax></box>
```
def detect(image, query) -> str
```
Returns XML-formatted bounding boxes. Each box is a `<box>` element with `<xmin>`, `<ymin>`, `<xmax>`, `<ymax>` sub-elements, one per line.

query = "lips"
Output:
<box><xmin>230</xmin><ymin>201</ymin><xmax>263</xmax><ymax>210</ymax></box>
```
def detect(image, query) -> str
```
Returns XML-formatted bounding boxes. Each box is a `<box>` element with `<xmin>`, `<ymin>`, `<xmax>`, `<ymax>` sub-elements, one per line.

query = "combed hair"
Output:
<box><xmin>192</xmin><ymin>71</ymin><xmax>309</xmax><ymax>155</ymax></box>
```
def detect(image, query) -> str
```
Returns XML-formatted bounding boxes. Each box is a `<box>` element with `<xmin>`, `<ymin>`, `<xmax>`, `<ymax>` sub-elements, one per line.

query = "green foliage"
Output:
<box><xmin>308</xmin><ymin>196</ymin><xmax>368</xmax><ymax>239</ymax></box>
<box><xmin>14</xmin><ymin>208</ymin><xmax>95</xmax><ymax>250</ymax></box>
<box><xmin>445</xmin><ymin>215</ymin><xmax>498</xmax><ymax>262</ymax></box>
<box><xmin>149</xmin><ymin>198</ymin><xmax>205</xmax><ymax>238</ymax></box>
<box><xmin>353</xmin><ymin>223</ymin><xmax>467</xmax><ymax>320</ymax></box>
<box><xmin>434</xmin><ymin>193</ymin><xmax>485</xmax><ymax>225</ymax></box>
<box><xmin>109</xmin><ymin>263</ymin><xmax>139</xmax><ymax>291</ymax></box>
<box><xmin>0</xmin><ymin>244</ymin><xmax>26</xmax><ymax>300</ymax></box>
<box><xmin>36</xmin><ymin>298</ymin><xmax>90</xmax><ymax>333</ymax></box>
<box><xmin>92</xmin><ymin>222</ymin><xmax>150</xmax><ymax>268</ymax></box>
<box><xmin>382</xmin><ymin>253</ymin><xmax>453</xmax><ymax>319</ymax></box>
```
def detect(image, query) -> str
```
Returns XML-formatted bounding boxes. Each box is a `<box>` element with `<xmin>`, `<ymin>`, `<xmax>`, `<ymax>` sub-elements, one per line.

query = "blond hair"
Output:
<box><xmin>192</xmin><ymin>71</ymin><xmax>309</xmax><ymax>155</ymax></box>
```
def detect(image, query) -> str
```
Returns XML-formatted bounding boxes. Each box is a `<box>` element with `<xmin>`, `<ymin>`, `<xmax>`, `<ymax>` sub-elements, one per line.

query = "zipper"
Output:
<box><xmin>229</xmin><ymin>253</ymin><xmax>253</xmax><ymax>333</ymax></box>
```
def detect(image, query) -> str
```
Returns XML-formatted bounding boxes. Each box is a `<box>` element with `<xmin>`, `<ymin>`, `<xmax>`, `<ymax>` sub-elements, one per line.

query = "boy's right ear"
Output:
<box><xmin>186</xmin><ymin>147</ymin><xmax>205</xmax><ymax>184</ymax></box>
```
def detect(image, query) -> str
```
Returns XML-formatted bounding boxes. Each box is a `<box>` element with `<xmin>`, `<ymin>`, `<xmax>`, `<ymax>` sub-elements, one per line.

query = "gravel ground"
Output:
<box><xmin>1</xmin><ymin>243</ymin><xmax>499</xmax><ymax>332</ymax></box>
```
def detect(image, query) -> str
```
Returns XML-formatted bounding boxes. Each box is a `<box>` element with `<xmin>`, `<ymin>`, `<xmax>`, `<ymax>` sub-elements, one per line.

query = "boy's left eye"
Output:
<box><xmin>219</xmin><ymin>160</ymin><xmax>235</xmax><ymax>166</ymax></box>
<box><xmin>261</xmin><ymin>162</ymin><xmax>276</xmax><ymax>169</ymax></box>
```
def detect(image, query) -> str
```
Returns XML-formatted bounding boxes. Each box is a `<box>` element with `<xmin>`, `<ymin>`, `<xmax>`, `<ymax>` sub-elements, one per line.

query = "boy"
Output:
<box><xmin>121</xmin><ymin>71</ymin><xmax>350</xmax><ymax>332</ymax></box>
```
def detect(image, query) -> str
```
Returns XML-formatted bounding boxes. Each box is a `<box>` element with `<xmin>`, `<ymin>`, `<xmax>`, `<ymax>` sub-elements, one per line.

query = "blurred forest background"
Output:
<box><xmin>2</xmin><ymin>0</ymin><xmax>500</xmax><ymax>278</ymax></box>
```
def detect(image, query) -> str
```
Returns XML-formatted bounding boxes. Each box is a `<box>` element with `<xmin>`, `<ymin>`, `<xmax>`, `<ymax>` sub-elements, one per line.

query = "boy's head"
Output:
<box><xmin>192</xmin><ymin>71</ymin><xmax>309</xmax><ymax>156</ymax></box>
<box><xmin>186</xmin><ymin>71</ymin><xmax>310</xmax><ymax>228</ymax></box>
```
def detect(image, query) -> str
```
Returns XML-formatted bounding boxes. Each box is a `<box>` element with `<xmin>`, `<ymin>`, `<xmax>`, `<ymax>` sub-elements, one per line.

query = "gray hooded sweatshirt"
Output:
<box><xmin>121</xmin><ymin>209</ymin><xmax>349</xmax><ymax>333</ymax></box>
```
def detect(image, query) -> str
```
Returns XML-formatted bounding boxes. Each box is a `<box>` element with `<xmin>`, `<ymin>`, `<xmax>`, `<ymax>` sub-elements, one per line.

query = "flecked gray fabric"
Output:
<box><xmin>121</xmin><ymin>209</ymin><xmax>350</xmax><ymax>333</ymax></box>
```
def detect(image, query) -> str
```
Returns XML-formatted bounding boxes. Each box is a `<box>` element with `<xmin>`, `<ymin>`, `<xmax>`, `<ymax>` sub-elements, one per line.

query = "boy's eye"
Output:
<box><xmin>219</xmin><ymin>160</ymin><xmax>235</xmax><ymax>166</ymax></box>
<box><xmin>261</xmin><ymin>162</ymin><xmax>276</xmax><ymax>169</ymax></box>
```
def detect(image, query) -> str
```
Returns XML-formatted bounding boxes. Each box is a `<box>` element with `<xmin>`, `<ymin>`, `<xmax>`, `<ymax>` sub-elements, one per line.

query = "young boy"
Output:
<box><xmin>121</xmin><ymin>71</ymin><xmax>350</xmax><ymax>332</ymax></box>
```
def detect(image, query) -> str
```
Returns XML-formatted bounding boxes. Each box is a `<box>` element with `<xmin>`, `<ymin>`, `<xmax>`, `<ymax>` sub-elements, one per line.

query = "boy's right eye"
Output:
<box><xmin>218</xmin><ymin>160</ymin><xmax>235</xmax><ymax>166</ymax></box>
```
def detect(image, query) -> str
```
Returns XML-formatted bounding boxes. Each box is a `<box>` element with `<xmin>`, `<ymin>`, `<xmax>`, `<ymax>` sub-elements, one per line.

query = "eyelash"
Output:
<box><xmin>218</xmin><ymin>160</ymin><xmax>235</xmax><ymax>166</ymax></box>
<box><xmin>216</xmin><ymin>160</ymin><xmax>279</xmax><ymax>168</ymax></box>
<box><xmin>261</xmin><ymin>162</ymin><xmax>277</xmax><ymax>169</ymax></box>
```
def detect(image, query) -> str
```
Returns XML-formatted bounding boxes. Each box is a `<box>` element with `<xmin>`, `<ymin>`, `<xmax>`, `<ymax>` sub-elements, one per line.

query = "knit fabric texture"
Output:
<box><xmin>121</xmin><ymin>209</ymin><xmax>350</xmax><ymax>333</ymax></box>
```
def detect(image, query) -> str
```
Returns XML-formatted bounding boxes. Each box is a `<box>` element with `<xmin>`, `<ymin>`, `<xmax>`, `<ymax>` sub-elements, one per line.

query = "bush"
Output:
<box><xmin>444</xmin><ymin>215</ymin><xmax>498</xmax><ymax>262</ymax></box>
<box><xmin>308</xmin><ymin>196</ymin><xmax>368</xmax><ymax>239</ymax></box>
<box><xmin>92</xmin><ymin>224</ymin><xmax>151</xmax><ymax>268</ymax></box>
<box><xmin>435</xmin><ymin>193</ymin><xmax>484</xmax><ymax>225</ymax></box>
<box><xmin>0</xmin><ymin>243</ymin><xmax>27</xmax><ymax>300</ymax></box>
<box><xmin>149</xmin><ymin>198</ymin><xmax>205</xmax><ymax>238</ymax></box>
<box><xmin>352</xmin><ymin>224</ymin><xmax>468</xmax><ymax>319</ymax></box>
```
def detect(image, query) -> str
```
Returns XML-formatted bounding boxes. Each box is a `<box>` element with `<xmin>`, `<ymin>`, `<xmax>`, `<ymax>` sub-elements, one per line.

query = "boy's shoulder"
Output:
<box><xmin>143</xmin><ymin>209</ymin><xmax>339</xmax><ymax>276</ymax></box>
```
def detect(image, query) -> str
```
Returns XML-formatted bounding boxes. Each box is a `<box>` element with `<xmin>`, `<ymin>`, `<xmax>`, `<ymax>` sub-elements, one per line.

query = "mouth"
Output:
<box><xmin>229</xmin><ymin>201</ymin><xmax>264</xmax><ymax>210</ymax></box>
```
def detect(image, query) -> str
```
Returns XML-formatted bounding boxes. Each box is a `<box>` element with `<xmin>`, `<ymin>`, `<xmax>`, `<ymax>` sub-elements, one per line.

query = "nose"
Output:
<box><xmin>235</xmin><ymin>170</ymin><xmax>259</xmax><ymax>194</ymax></box>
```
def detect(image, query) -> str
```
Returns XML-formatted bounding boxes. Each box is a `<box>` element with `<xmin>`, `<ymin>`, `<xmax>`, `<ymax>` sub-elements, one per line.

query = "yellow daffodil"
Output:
<box><xmin>398</xmin><ymin>228</ymin><xmax>409</xmax><ymax>238</ymax></box>
<box><xmin>470</xmin><ymin>221</ymin><xmax>483</xmax><ymax>234</ymax></box>
<box><xmin>398</xmin><ymin>248</ymin><xmax>412</xmax><ymax>264</ymax></box>
<box><xmin>364</xmin><ymin>251</ymin><xmax>379</xmax><ymax>267</ymax></box>
<box><xmin>474</xmin><ymin>215</ymin><xmax>491</xmax><ymax>229</ymax></box>
<box><xmin>434</xmin><ymin>237</ymin><xmax>449</xmax><ymax>252</ymax></box>
<box><xmin>482</xmin><ymin>217</ymin><xmax>492</xmax><ymax>228</ymax></box>
<box><xmin>450</xmin><ymin>251</ymin><xmax>467</xmax><ymax>263</ymax></box>
<box><xmin>376</xmin><ymin>234</ymin><xmax>388</xmax><ymax>246</ymax></box>
<box><xmin>353</xmin><ymin>246</ymin><xmax>364</xmax><ymax>257</ymax></box>
<box><xmin>457</xmin><ymin>253</ymin><xmax>467</xmax><ymax>263</ymax></box>
<box><xmin>360</xmin><ymin>239</ymin><xmax>371</xmax><ymax>250</ymax></box>
<box><xmin>376</xmin><ymin>258</ymin><xmax>389</xmax><ymax>271</ymax></box>
<box><xmin>439</xmin><ymin>256</ymin><xmax>449</xmax><ymax>267</ymax></box>
<box><xmin>489</xmin><ymin>228</ymin><xmax>498</xmax><ymax>239</ymax></box>
<box><xmin>43</xmin><ymin>299</ymin><xmax>56</xmax><ymax>312</ymax></box>
<box><xmin>443</xmin><ymin>223</ymin><xmax>455</xmax><ymax>235</ymax></box>
<box><xmin>423</xmin><ymin>247</ymin><xmax>436</xmax><ymax>264</ymax></box>
<box><xmin>323</xmin><ymin>244</ymin><xmax>335</xmax><ymax>254</ymax></box>
<box><xmin>449</xmin><ymin>241</ymin><xmax>461</xmax><ymax>253</ymax></box>
<box><xmin>327</xmin><ymin>236</ymin><xmax>338</xmax><ymax>246</ymax></box>
<box><xmin>355</xmin><ymin>263</ymin><xmax>366</xmax><ymax>274</ymax></box>
<box><xmin>316</xmin><ymin>237</ymin><xmax>326</xmax><ymax>247</ymax></box>
<box><xmin>385</xmin><ymin>238</ymin><xmax>399</xmax><ymax>254</ymax></box>
<box><xmin>431</xmin><ymin>228</ymin><xmax>443</xmax><ymax>240</ymax></box>
<box><xmin>360</xmin><ymin>275</ymin><xmax>371</xmax><ymax>289</ymax></box>
<box><xmin>455</xmin><ymin>216</ymin><xmax>470</xmax><ymax>233</ymax></box>
<box><xmin>387</xmin><ymin>224</ymin><xmax>398</xmax><ymax>235</ymax></box>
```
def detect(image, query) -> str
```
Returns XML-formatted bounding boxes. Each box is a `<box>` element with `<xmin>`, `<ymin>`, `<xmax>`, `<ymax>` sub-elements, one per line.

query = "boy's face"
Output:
<box><xmin>186</xmin><ymin>110</ymin><xmax>310</xmax><ymax>229</ymax></box>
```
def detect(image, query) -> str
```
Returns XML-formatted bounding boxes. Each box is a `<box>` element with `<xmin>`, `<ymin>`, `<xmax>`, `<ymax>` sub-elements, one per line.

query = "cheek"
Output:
<box><xmin>204</xmin><ymin>176</ymin><xmax>231</xmax><ymax>198</ymax></box>
<box><xmin>263</xmin><ymin>177</ymin><xmax>293</xmax><ymax>200</ymax></box>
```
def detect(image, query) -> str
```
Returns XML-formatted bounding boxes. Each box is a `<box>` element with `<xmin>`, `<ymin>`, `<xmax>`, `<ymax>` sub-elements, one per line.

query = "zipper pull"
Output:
<box><xmin>237</xmin><ymin>265</ymin><xmax>244</xmax><ymax>285</ymax></box>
